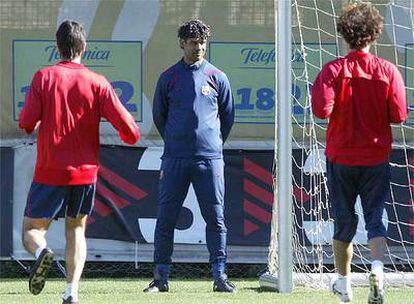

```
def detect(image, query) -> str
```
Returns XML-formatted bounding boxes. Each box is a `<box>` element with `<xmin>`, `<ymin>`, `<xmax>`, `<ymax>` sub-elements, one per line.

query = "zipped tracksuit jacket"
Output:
<box><xmin>152</xmin><ymin>58</ymin><xmax>234</xmax><ymax>275</ymax></box>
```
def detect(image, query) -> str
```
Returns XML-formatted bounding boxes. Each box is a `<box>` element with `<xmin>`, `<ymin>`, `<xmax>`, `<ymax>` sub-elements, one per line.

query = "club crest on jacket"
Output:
<box><xmin>201</xmin><ymin>85</ymin><xmax>211</xmax><ymax>96</ymax></box>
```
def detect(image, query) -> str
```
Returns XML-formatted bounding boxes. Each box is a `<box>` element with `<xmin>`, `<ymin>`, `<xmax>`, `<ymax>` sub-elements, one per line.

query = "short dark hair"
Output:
<box><xmin>56</xmin><ymin>20</ymin><xmax>86</xmax><ymax>60</ymax></box>
<box><xmin>337</xmin><ymin>1</ymin><xmax>383</xmax><ymax>50</ymax></box>
<box><xmin>177</xmin><ymin>19</ymin><xmax>211</xmax><ymax>41</ymax></box>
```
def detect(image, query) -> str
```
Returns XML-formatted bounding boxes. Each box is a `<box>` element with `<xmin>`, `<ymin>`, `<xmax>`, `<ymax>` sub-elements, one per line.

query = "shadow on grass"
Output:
<box><xmin>0</xmin><ymin>291</ymin><xmax>57</xmax><ymax>295</ymax></box>
<box><xmin>243</xmin><ymin>286</ymin><xmax>278</xmax><ymax>293</ymax></box>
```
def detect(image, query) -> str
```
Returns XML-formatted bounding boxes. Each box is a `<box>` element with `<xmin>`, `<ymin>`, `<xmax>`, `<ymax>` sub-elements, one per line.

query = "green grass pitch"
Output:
<box><xmin>1</xmin><ymin>278</ymin><xmax>413</xmax><ymax>303</ymax></box>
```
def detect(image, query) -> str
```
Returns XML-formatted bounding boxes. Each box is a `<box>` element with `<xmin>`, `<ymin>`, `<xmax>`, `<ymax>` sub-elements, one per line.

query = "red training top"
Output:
<box><xmin>312</xmin><ymin>51</ymin><xmax>408</xmax><ymax>166</ymax></box>
<box><xmin>19</xmin><ymin>61</ymin><xmax>140</xmax><ymax>185</ymax></box>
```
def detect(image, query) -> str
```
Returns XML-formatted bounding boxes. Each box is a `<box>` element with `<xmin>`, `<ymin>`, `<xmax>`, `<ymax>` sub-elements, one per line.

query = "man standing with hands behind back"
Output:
<box><xmin>145</xmin><ymin>19</ymin><xmax>235</xmax><ymax>293</ymax></box>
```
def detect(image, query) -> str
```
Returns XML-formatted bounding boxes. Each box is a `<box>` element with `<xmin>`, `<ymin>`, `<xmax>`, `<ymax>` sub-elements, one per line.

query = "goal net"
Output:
<box><xmin>261</xmin><ymin>0</ymin><xmax>414</xmax><ymax>290</ymax></box>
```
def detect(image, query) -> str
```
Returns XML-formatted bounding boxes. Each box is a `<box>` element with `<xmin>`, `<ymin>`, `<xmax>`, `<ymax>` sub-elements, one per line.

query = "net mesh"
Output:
<box><xmin>267</xmin><ymin>0</ymin><xmax>414</xmax><ymax>288</ymax></box>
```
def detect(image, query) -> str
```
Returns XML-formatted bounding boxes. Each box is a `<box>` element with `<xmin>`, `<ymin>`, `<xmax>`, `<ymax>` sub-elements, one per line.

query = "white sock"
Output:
<box><xmin>34</xmin><ymin>247</ymin><xmax>45</xmax><ymax>259</ymax></box>
<box><xmin>337</xmin><ymin>274</ymin><xmax>351</xmax><ymax>291</ymax></box>
<box><xmin>371</xmin><ymin>260</ymin><xmax>384</xmax><ymax>274</ymax></box>
<box><xmin>371</xmin><ymin>260</ymin><xmax>384</xmax><ymax>289</ymax></box>
<box><xmin>63</xmin><ymin>283</ymin><xmax>78</xmax><ymax>301</ymax></box>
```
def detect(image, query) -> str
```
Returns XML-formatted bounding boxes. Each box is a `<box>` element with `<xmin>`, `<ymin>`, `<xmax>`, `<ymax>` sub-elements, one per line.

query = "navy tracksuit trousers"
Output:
<box><xmin>153</xmin><ymin>158</ymin><xmax>227</xmax><ymax>269</ymax></box>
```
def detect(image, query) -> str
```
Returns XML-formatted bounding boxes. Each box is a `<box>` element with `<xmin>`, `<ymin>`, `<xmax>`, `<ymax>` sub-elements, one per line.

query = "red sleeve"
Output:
<box><xmin>99</xmin><ymin>81</ymin><xmax>140</xmax><ymax>145</ymax></box>
<box><xmin>388</xmin><ymin>65</ymin><xmax>408</xmax><ymax>123</ymax></box>
<box><xmin>311</xmin><ymin>64</ymin><xmax>337</xmax><ymax>119</ymax></box>
<box><xmin>18</xmin><ymin>72</ymin><xmax>42</xmax><ymax>134</ymax></box>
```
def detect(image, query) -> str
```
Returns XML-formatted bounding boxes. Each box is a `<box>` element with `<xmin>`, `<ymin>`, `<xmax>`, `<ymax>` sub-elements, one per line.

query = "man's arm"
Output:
<box><xmin>217</xmin><ymin>73</ymin><xmax>234</xmax><ymax>142</ymax></box>
<box><xmin>388</xmin><ymin>65</ymin><xmax>408</xmax><ymax>124</ymax></box>
<box><xmin>19</xmin><ymin>72</ymin><xmax>42</xmax><ymax>134</ymax></box>
<box><xmin>311</xmin><ymin>65</ymin><xmax>337</xmax><ymax>119</ymax></box>
<box><xmin>100</xmin><ymin>81</ymin><xmax>140</xmax><ymax>145</ymax></box>
<box><xmin>152</xmin><ymin>75</ymin><xmax>168</xmax><ymax>139</ymax></box>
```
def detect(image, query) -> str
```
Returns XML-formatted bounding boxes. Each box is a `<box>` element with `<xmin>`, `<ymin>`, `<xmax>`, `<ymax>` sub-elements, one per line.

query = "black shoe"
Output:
<box><xmin>62</xmin><ymin>296</ymin><xmax>79</xmax><ymax>304</ymax></box>
<box><xmin>143</xmin><ymin>280</ymin><xmax>169</xmax><ymax>293</ymax></box>
<box><xmin>29</xmin><ymin>248</ymin><xmax>54</xmax><ymax>295</ymax></box>
<box><xmin>368</xmin><ymin>273</ymin><xmax>384</xmax><ymax>304</ymax></box>
<box><xmin>213</xmin><ymin>279</ymin><xmax>236</xmax><ymax>293</ymax></box>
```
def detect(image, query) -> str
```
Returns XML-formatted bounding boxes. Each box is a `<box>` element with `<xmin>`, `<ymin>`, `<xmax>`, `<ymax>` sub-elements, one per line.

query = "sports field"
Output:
<box><xmin>0</xmin><ymin>278</ymin><xmax>413</xmax><ymax>304</ymax></box>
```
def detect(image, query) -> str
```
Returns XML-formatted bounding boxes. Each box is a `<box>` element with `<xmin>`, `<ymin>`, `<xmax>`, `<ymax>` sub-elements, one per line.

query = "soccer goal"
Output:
<box><xmin>260</xmin><ymin>0</ymin><xmax>414</xmax><ymax>292</ymax></box>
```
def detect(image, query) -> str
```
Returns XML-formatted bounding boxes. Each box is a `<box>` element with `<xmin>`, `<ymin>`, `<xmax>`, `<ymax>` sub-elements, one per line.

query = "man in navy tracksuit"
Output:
<box><xmin>144</xmin><ymin>19</ymin><xmax>235</xmax><ymax>293</ymax></box>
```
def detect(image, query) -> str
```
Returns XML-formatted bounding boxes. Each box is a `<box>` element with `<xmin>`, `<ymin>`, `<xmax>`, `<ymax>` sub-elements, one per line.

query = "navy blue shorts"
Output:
<box><xmin>24</xmin><ymin>182</ymin><xmax>96</xmax><ymax>219</ymax></box>
<box><xmin>326</xmin><ymin>160</ymin><xmax>390</xmax><ymax>243</ymax></box>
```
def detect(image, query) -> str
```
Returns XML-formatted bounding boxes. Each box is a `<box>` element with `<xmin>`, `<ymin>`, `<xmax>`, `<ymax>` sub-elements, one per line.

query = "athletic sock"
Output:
<box><xmin>34</xmin><ymin>247</ymin><xmax>46</xmax><ymax>259</ymax></box>
<box><xmin>63</xmin><ymin>283</ymin><xmax>78</xmax><ymax>301</ymax></box>
<box><xmin>337</xmin><ymin>274</ymin><xmax>351</xmax><ymax>292</ymax></box>
<box><xmin>371</xmin><ymin>260</ymin><xmax>384</xmax><ymax>290</ymax></box>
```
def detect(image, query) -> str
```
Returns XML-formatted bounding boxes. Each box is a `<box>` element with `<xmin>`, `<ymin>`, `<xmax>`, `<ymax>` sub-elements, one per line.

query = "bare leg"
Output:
<box><xmin>330</xmin><ymin>239</ymin><xmax>354</xmax><ymax>301</ymax></box>
<box><xmin>368</xmin><ymin>236</ymin><xmax>386</xmax><ymax>297</ymax></box>
<box><xmin>22</xmin><ymin>217</ymin><xmax>52</xmax><ymax>255</ymax></box>
<box><xmin>333</xmin><ymin>239</ymin><xmax>353</xmax><ymax>276</ymax></box>
<box><xmin>368</xmin><ymin>236</ymin><xmax>386</xmax><ymax>261</ymax></box>
<box><xmin>65</xmin><ymin>215</ymin><xmax>88</xmax><ymax>286</ymax></box>
<box><xmin>23</xmin><ymin>217</ymin><xmax>54</xmax><ymax>296</ymax></box>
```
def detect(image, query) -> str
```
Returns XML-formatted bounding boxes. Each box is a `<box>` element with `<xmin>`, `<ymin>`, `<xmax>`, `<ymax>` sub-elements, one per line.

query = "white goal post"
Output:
<box><xmin>261</xmin><ymin>0</ymin><xmax>294</xmax><ymax>293</ymax></box>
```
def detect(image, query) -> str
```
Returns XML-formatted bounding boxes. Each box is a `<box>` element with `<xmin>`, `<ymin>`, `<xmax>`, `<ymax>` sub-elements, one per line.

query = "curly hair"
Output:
<box><xmin>337</xmin><ymin>1</ymin><xmax>383</xmax><ymax>50</ymax></box>
<box><xmin>177</xmin><ymin>19</ymin><xmax>211</xmax><ymax>41</ymax></box>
